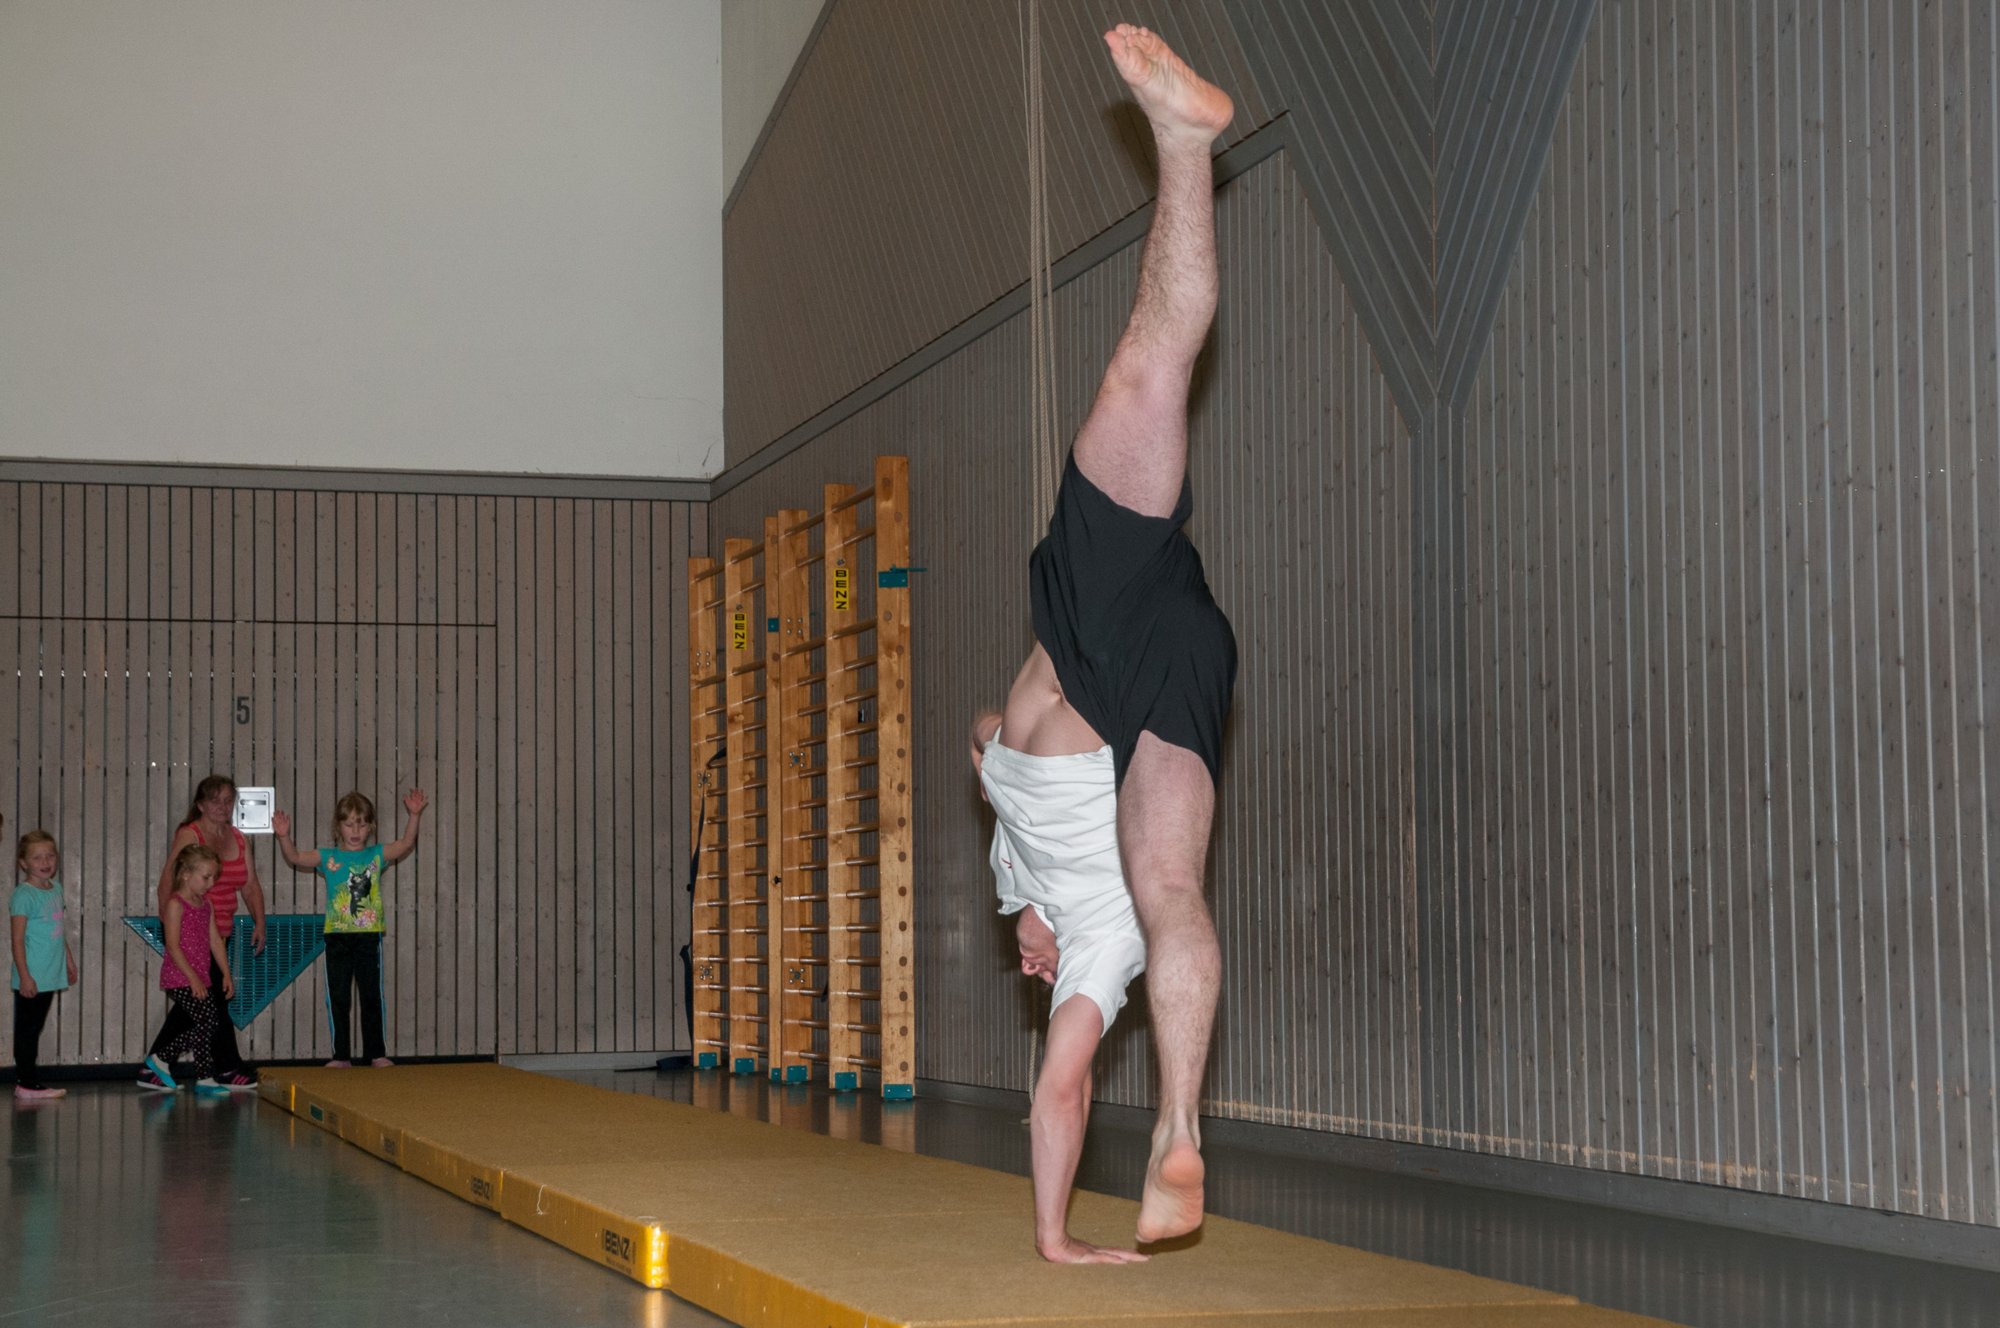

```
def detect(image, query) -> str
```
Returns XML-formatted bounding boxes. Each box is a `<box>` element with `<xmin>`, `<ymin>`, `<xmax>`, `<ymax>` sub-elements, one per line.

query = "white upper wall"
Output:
<box><xmin>722</xmin><ymin>0</ymin><xmax>823</xmax><ymax>194</ymax></box>
<box><xmin>0</xmin><ymin>0</ymin><xmax>724</xmax><ymax>479</ymax></box>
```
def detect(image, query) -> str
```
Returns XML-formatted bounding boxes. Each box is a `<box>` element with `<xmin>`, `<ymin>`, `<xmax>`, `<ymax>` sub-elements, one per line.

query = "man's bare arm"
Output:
<box><xmin>1029</xmin><ymin>996</ymin><xmax>1147</xmax><ymax>1264</ymax></box>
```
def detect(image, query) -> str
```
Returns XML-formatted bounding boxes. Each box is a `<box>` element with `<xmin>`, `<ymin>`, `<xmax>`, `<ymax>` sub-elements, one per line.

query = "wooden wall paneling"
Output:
<box><xmin>542</xmin><ymin>498</ymin><xmax>566</xmax><ymax>1050</ymax></box>
<box><xmin>413</xmin><ymin>492</ymin><xmax>440</xmax><ymax>1055</ymax></box>
<box><xmin>610</xmin><ymin>502</ymin><xmax>636</xmax><ymax>1051</ymax></box>
<box><xmin>0</xmin><ymin>494</ymin><xmax>14</xmax><ymax>1069</ymax></box>
<box><xmin>653</xmin><ymin>505</ymin><xmax>676</xmax><ymax>1051</ymax></box>
<box><xmin>288</xmin><ymin>488</ymin><xmax>316</xmax><ymax>1058</ymax></box>
<box><xmin>533</xmin><ymin>498</ymin><xmax>557</xmax><ymax>1053</ymax></box>
<box><xmin>629</xmin><ymin>503</ymin><xmax>655</xmax><ymax>1052</ymax></box>
<box><xmin>0</xmin><ymin>478</ymin><xmax>696</xmax><ymax>1070</ymax></box>
<box><xmin>444</xmin><ymin>498</ymin><xmax>470</xmax><ymax>1056</ymax></box>
<box><xmin>558</xmin><ymin>498</ymin><xmax>584</xmax><ymax>1052</ymax></box>
<box><xmin>588</xmin><ymin>501</ymin><xmax>614</xmax><ymax>1050</ymax></box>
<box><xmin>507</xmin><ymin>497</ymin><xmax>536</xmax><ymax>1054</ymax></box>
<box><xmin>434</xmin><ymin>495</ymin><xmax>461</xmax><ymax>1057</ymax></box>
<box><xmin>145</xmin><ymin>489</ymin><xmax>174</xmax><ymax>1054</ymax></box>
<box><xmin>0</xmin><ymin>481</ymin><xmax>16</xmax><ymax>617</ymax></box>
<box><xmin>99</xmin><ymin>487</ymin><xmax>128</xmax><ymax>1065</ymax></box>
<box><xmin>69</xmin><ymin>487</ymin><xmax>99</xmax><ymax>1064</ymax></box>
<box><xmin>308</xmin><ymin>492</ymin><xmax>336</xmax><ymax>1045</ymax></box>
<box><xmin>368</xmin><ymin>495</ymin><xmax>397</xmax><ymax>1056</ymax></box>
<box><xmin>228</xmin><ymin>492</ymin><xmax>259</xmax><ymax>1018</ymax></box>
<box><xmin>475</xmin><ymin>497</ymin><xmax>499</xmax><ymax>1055</ymax></box>
<box><xmin>390</xmin><ymin>493</ymin><xmax>416</xmax><ymax>1057</ymax></box>
<box><xmin>874</xmin><ymin>456</ymin><xmax>914</xmax><ymax>1096</ymax></box>
<box><xmin>269</xmin><ymin>491</ymin><xmax>299</xmax><ymax>1056</ymax></box>
<box><xmin>689</xmin><ymin>551</ymin><xmax>726</xmax><ymax>1065</ymax></box>
<box><xmin>20</xmin><ymin>483</ymin><xmax>44</xmax><ymax>623</ymax></box>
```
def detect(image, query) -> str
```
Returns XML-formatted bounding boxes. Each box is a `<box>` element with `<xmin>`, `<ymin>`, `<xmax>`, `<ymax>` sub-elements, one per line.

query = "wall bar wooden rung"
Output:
<box><xmin>693</xmin><ymin>457</ymin><xmax>912</xmax><ymax>1097</ymax></box>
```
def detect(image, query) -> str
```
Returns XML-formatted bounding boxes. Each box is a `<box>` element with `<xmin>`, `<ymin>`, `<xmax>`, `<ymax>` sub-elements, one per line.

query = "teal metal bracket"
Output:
<box><xmin>123</xmin><ymin>913</ymin><xmax>325</xmax><ymax>1029</ymax></box>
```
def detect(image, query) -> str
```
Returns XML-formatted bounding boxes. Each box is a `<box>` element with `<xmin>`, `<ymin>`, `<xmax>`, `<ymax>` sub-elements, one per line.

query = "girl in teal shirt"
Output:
<box><xmin>11</xmin><ymin>829</ymin><xmax>78</xmax><ymax>1101</ymax></box>
<box><xmin>274</xmin><ymin>788</ymin><xmax>425</xmax><ymax>1067</ymax></box>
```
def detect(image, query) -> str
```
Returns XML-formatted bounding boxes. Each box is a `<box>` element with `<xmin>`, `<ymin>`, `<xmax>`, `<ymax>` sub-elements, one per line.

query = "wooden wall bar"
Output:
<box><xmin>0</xmin><ymin>482</ymin><xmax>703</xmax><ymax>1068</ymax></box>
<box><xmin>698</xmin><ymin>458</ymin><xmax>913</xmax><ymax>1096</ymax></box>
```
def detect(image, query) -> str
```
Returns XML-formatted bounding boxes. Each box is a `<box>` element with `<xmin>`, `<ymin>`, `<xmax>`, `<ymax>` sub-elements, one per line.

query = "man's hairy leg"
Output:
<box><xmin>1031</xmin><ymin>996</ymin><xmax>1146</xmax><ymax>1264</ymax></box>
<box><xmin>1118</xmin><ymin>732</ymin><xmax>1218</xmax><ymax>1242</ymax></box>
<box><xmin>1072</xmin><ymin>24</ymin><xmax>1233</xmax><ymax>519</ymax></box>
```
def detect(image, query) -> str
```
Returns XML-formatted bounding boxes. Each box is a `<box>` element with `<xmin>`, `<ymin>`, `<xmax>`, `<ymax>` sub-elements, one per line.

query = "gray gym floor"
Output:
<box><xmin>3</xmin><ymin>1068</ymin><xmax>1992</xmax><ymax>1327</ymax></box>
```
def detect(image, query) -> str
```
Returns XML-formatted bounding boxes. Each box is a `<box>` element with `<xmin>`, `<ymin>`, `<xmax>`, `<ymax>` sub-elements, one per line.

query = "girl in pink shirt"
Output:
<box><xmin>141</xmin><ymin>844</ymin><xmax>234</xmax><ymax>1096</ymax></box>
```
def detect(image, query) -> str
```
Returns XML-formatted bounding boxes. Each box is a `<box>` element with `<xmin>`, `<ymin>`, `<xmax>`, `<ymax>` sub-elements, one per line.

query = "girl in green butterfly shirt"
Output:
<box><xmin>273</xmin><ymin>788</ymin><xmax>426</xmax><ymax>1068</ymax></box>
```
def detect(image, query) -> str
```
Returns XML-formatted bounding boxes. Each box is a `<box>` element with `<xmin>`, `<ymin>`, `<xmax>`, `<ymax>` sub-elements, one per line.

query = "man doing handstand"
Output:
<box><xmin>972</xmin><ymin>22</ymin><xmax>1236</xmax><ymax>1265</ymax></box>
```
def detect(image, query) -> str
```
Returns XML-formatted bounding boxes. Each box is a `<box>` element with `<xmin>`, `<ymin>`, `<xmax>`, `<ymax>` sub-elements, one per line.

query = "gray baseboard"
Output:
<box><xmin>917</xmin><ymin>1078</ymin><xmax>2000</xmax><ymax>1274</ymax></box>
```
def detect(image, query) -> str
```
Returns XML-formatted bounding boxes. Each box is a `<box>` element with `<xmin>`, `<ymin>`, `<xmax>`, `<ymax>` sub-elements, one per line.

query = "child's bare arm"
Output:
<box><xmin>10</xmin><ymin>914</ymin><xmax>32</xmax><ymax>999</ymax></box>
<box><xmin>208</xmin><ymin>913</ymin><xmax>233</xmax><ymax>998</ymax></box>
<box><xmin>383</xmin><ymin>788</ymin><xmax>428</xmax><ymax>865</ymax></box>
<box><xmin>271</xmin><ymin>811</ymin><xmax>322</xmax><ymax>871</ymax></box>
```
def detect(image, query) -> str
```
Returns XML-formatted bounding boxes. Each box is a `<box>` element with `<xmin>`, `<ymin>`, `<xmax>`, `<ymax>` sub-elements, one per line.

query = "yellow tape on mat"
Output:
<box><xmin>498</xmin><ymin>1180</ymin><xmax>668</xmax><ymax>1290</ymax></box>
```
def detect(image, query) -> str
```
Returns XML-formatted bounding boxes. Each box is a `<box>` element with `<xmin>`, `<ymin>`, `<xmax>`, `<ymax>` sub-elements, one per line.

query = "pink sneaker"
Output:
<box><xmin>324</xmin><ymin>1059</ymin><xmax>352</xmax><ymax>1069</ymax></box>
<box><xmin>215</xmin><ymin>1070</ymin><xmax>259</xmax><ymax>1092</ymax></box>
<box><xmin>369</xmin><ymin>1057</ymin><xmax>395</xmax><ymax>1068</ymax></box>
<box><xmin>13</xmin><ymin>1084</ymin><xmax>65</xmax><ymax>1101</ymax></box>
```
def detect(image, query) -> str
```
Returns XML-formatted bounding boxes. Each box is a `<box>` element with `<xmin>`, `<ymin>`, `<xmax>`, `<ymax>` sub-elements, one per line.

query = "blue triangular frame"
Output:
<box><xmin>122</xmin><ymin>914</ymin><xmax>326</xmax><ymax>1029</ymax></box>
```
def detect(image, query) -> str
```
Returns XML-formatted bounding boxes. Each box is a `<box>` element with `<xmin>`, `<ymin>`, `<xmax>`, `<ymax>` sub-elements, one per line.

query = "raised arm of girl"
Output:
<box><xmin>383</xmin><ymin>788</ymin><xmax>428</xmax><ymax>865</ymax></box>
<box><xmin>271</xmin><ymin>811</ymin><xmax>321</xmax><ymax>871</ymax></box>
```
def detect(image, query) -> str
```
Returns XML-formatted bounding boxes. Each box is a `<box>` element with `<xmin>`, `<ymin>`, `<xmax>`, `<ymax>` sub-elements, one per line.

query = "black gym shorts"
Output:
<box><xmin>1029</xmin><ymin>453</ymin><xmax>1237</xmax><ymax>788</ymax></box>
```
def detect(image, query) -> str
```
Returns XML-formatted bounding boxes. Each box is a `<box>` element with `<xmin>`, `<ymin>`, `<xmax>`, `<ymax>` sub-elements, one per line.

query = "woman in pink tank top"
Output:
<box><xmin>145</xmin><ymin>775</ymin><xmax>268</xmax><ymax>1091</ymax></box>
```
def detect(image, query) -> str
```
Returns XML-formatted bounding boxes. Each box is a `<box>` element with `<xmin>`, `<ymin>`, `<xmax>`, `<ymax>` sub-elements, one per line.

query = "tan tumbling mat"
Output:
<box><xmin>257</xmin><ymin>1064</ymin><xmax>1676</xmax><ymax>1328</ymax></box>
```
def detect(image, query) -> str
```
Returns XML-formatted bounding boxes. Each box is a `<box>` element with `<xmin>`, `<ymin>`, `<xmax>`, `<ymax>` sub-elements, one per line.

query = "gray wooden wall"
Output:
<box><xmin>0</xmin><ymin>481</ymin><xmax>701</xmax><ymax>1067</ymax></box>
<box><xmin>720</xmin><ymin>0</ymin><xmax>1999</xmax><ymax>1229</ymax></box>
<box><xmin>1447</xmin><ymin>0</ymin><xmax>2000</xmax><ymax>1228</ymax></box>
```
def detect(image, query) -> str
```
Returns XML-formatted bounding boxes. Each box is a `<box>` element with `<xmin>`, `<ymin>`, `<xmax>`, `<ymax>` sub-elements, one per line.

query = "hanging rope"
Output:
<box><xmin>1019</xmin><ymin>0</ymin><xmax>1057</xmax><ymax>1116</ymax></box>
<box><xmin>1023</xmin><ymin>0</ymin><xmax>1059</xmax><ymax>534</ymax></box>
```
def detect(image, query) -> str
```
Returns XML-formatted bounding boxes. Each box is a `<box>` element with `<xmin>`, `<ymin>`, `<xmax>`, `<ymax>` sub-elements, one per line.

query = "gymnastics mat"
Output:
<box><xmin>257</xmin><ymin>1064</ymin><xmax>1675</xmax><ymax>1328</ymax></box>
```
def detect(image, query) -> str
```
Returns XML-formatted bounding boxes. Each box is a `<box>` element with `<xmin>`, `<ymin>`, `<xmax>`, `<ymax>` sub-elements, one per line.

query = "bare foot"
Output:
<box><xmin>1135</xmin><ymin>1135</ymin><xmax>1205</xmax><ymax>1242</ymax></box>
<box><xmin>1038</xmin><ymin>1234</ymin><xmax>1150</xmax><ymax>1265</ymax></box>
<box><xmin>1103</xmin><ymin>24</ymin><xmax>1234</xmax><ymax>144</ymax></box>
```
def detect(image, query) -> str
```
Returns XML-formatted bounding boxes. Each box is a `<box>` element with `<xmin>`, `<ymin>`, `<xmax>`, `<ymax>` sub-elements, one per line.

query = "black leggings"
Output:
<box><xmin>12</xmin><ymin>990</ymin><xmax>55</xmax><ymax>1088</ymax></box>
<box><xmin>150</xmin><ymin>988</ymin><xmax>222</xmax><ymax>1080</ymax></box>
<box><xmin>150</xmin><ymin>955</ymin><xmax>244</xmax><ymax>1073</ymax></box>
<box><xmin>324</xmin><ymin>933</ymin><xmax>387</xmax><ymax>1062</ymax></box>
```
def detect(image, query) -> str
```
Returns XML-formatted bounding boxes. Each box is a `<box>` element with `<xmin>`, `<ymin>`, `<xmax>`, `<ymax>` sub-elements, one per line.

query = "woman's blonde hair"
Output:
<box><xmin>172</xmin><ymin>842</ymin><xmax>220</xmax><ymax>888</ymax></box>
<box><xmin>332</xmin><ymin>792</ymin><xmax>378</xmax><ymax>841</ymax></box>
<box><xmin>16</xmin><ymin>829</ymin><xmax>56</xmax><ymax>871</ymax></box>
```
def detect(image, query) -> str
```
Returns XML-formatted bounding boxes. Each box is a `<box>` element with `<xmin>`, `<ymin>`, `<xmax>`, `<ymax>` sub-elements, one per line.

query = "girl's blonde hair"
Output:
<box><xmin>16</xmin><ymin>829</ymin><xmax>56</xmax><ymax>871</ymax></box>
<box><xmin>172</xmin><ymin>842</ymin><xmax>220</xmax><ymax>888</ymax></box>
<box><xmin>333</xmin><ymin>791</ymin><xmax>378</xmax><ymax>841</ymax></box>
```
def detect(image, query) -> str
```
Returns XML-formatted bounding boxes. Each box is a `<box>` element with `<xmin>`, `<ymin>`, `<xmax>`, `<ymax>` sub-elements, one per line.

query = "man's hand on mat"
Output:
<box><xmin>1037</xmin><ymin>1234</ymin><xmax>1148</xmax><ymax>1265</ymax></box>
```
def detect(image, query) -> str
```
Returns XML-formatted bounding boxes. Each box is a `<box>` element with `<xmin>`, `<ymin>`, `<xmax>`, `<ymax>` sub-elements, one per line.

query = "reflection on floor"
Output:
<box><xmin>5</xmin><ymin>1069</ymin><xmax>1994</xmax><ymax>1328</ymax></box>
